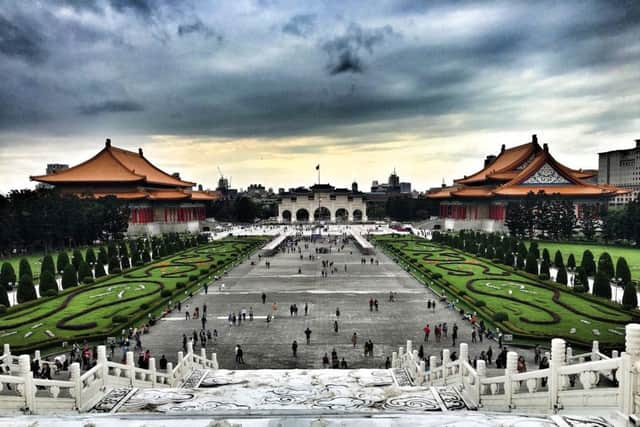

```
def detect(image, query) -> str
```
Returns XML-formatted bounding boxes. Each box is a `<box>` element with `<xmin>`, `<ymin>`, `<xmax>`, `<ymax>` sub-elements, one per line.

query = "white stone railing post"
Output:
<box><xmin>459</xmin><ymin>342</ymin><xmax>469</xmax><ymax>364</ymax></box>
<box><xmin>19</xmin><ymin>354</ymin><xmax>35</xmax><ymax>413</ymax></box>
<box><xmin>187</xmin><ymin>341</ymin><xmax>194</xmax><ymax>366</ymax></box>
<box><xmin>442</xmin><ymin>349</ymin><xmax>450</xmax><ymax>384</ymax></box>
<box><xmin>34</xmin><ymin>350</ymin><xmax>41</xmax><ymax>362</ymax></box>
<box><xmin>392</xmin><ymin>351</ymin><xmax>398</xmax><ymax>368</ymax></box>
<box><xmin>70</xmin><ymin>362</ymin><xmax>82</xmax><ymax>410</ymax></box>
<box><xmin>591</xmin><ymin>340</ymin><xmax>600</xmax><ymax>361</ymax></box>
<box><xmin>200</xmin><ymin>348</ymin><xmax>207</xmax><ymax>367</ymax></box>
<box><xmin>177</xmin><ymin>351</ymin><xmax>184</xmax><ymax>381</ymax></box>
<box><xmin>126</xmin><ymin>351</ymin><xmax>135</xmax><ymax>385</ymax></box>
<box><xmin>148</xmin><ymin>357</ymin><xmax>156</xmax><ymax>386</ymax></box>
<box><xmin>504</xmin><ymin>351</ymin><xmax>518</xmax><ymax>409</ymax></box>
<box><xmin>566</xmin><ymin>346</ymin><xmax>573</xmax><ymax>362</ymax></box>
<box><xmin>398</xmin><ymin>346</ymin><xmax>405</xmax><ymax>370</ymax></box>
<box><xmin>429</xmin><ymin>355</ymin><xmax>437</xmax><ymax>384</ymax></box>
<box><xmin>406</xmin><ymin>340</ymin><xmax>413</xmax><ymax>356</ymax></box>
<box><xmin>621</xmin><ymin>324</ymin><xmax>640</xmax><ymax>418</ymax></box>
<box><xmin>3</xmin><ymin>343</ymin><xmax>10</xmax><ymax>360</ymax></box>
<box><xmin>166</xmin><ymin>362</ymin><xmax>174</xmax><ymax>386</ymax></box>
<box><xmin>211</xmin><ymin>353</ymin><xmax>218</xmax><ymax>370</ymax></box>
<box><xmin>97</xmin><ymin>345</ymin><xmax>108</xmax><ymax>388</ymax></box>
<box><xmin>549</xmin><ymin>338</ymin><xmax>566</xmax><ymax>412</ymax></box>
<box><xmin>418</xmin><ymin>360</ymin><xmax>426</xmax><ymax>385</ymax></box>
<box><xmin>612</xmin><ymin>350</ymin><xmax>619</xmax><ymax>358</ymax></box>
<box><xmin>476</xmin><ymin>359</ymin><xmax>486</xmax><ymax>404</ymax></box>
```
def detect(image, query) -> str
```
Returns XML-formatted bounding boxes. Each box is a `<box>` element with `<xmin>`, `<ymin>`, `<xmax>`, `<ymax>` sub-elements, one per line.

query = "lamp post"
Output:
<box><xmin>613</xmin><ymin>277</ymin><xmax>622</xmax><ymax>303</ymax></box>
<box><xmin>8</xmin><ymin>282</ymin><xmax>14</xmax><ymax>306</ymax></box>
<box><xmin>568</xmin><ymin>267</ymin><xmax>575</xmax><ymax>288</ymax></box>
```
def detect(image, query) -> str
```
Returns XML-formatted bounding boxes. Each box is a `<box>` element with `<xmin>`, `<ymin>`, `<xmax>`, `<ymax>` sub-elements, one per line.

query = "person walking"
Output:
<box><xmin>351</xmin><ymin>332</ymin><xmax>358</xmax><ymax>348</ymax></box>
<box><xmin>292</xmin><ymin>340</ymin><xmax>298</xmax><ymax>357</ymax></box>
<box><xmin>452</xmin><ymin>323</ymin><xmax>458</xmax><ymax>346</ymax></box>
<box><xmin>385</xmin><ymin>357</ymin><xmax>391</xmax><ymax>369</ymax></box>
<box><xmin>272</xmin><ymin>302</ymin><xmax>278</xmax><ymax>319</ymax></box>
<box><xmin>201</xmin><ymin>315</ymin><xmax>207</xmax><ymax>330</ymax></box>
<box><xmin>335</xmin><ymin>307</ymin><xmax>340</xmax><ymax>318</ymax></box>
<box><xmin>334</xmin><ymin>320</ymin><xmax>339</xmax><ymax>334</ymax></box>
<box><xmin>261</xmin><ymin>292</ymin><xmax>266</xmax><ymax>304</ymax></box>
<box><xmin>322</xmin><ymin>353</ymin><xmax>330</xmax><ymax>368</ymax></box>
<box><xmin>304</xmin><ymin>327</ymin><xmax>312</xmax><ymax>344</ymax></box>
<box><xmin>487</xmin><ymin>346</ymin><xmax>493</xmax><ymax>365</ymax></box>
<box><xmin>304</xmin><ymin>302</ymin><xmax>308</xmax><ymax>316</ymax></box>
<box><xmin>471</xmin><ymin>327</ymin><xmax>477</xmax><ymax>344</ymax></box>
<box><xmin>235</xmin><ymin>345</ymin><xmax>244</xmax><ymax>365</ymax></box>
<box><xmin>185</xmin><ymin>309</ymin><xmax>190</xmax><ymax>320</ymax></box>
<box><xmin>182</xmin><ymin>334</ymin><xmax>187</xmax><ymax>352</ymax></box>
<box><xmin>374</xmin><ymin>299</ymin><xmax>379</xmax><ymax>311</ymax></box>
<box><xmin>369</xmin><ymin>298</ymin><xmax>374</xmax><ymax>312</ymax></box>
<box><xmin>249</xmin><ymin>307</ymin><xmax>254</xmax><ymax>321</ymax></box>
<box><xmin>423</xmin><ymin>324</ymin><xmax>431</xmax><ymax>342</ymax></box>
<box><xmin>340</xmin><ymin>358</ymin><xmax>348</xmax><ymax>368</ymax></box>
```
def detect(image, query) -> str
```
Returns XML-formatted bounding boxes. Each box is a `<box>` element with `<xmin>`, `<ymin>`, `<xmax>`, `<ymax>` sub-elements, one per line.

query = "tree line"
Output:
<box><xmin>0</xmin><ymin>234</ymin><xmax>207</xmax><ymax>309</ymax></box>
<box><xmin>433</xmin><ymin>230</ymin><xmax>637</xmax><ymax>310</ymax></box>
<box><xmin>0</xmin><ymin>188</ymin><xmax>130</xmax><ymax>256</ymax></box>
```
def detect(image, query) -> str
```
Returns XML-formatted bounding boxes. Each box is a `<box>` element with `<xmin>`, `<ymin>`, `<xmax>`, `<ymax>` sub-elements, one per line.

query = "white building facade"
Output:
<box><xmin>277</xmin><ymin>184</ymin><xmax>368</xmax><ymax>223</ymax></box>
<box><xmin>599</xmin><ymin>139</ymin><xmax>640</xmax><ymax>206</ymax></box>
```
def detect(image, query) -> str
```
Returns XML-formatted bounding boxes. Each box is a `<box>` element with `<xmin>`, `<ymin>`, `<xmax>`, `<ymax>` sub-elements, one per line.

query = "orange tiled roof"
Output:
<box><xmin>31</xmin><ymin>140</ymin><xmax>194</xmax><ymax>187</ymax></box>
<box><xmin>147</xmin><ymin>190</ymin><xmax>191</xmax><ymax>200</ymax></box>
<box><xmin>190</xmin><ymin>191</ymin><xmax>220</xmax><ymax>201</ymax></box>
<box><xmin>77</xmin><ymin>189</ymin><xmax>219</xmax><ymax>201</ymax></box>
<box><xmin>428</xmin><ymin>137</ymin><xmax>627</xmax><ymax>200</ymax></box>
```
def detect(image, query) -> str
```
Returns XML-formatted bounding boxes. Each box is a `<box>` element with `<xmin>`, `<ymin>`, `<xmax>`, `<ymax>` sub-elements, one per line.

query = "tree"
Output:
<box><xmin>525</xmin><ymin>251</ymin><xmax>539</xmax><ymax>275</ymax></box>
<box><xmin>57</xmin><ymin>251</ymin><xmax>70</xmax><ymax>274</ymax></box>
<box><xmin>71</xmin><ymin>249</ymin><xmax>84</xmax><ymax>270</ymax></box>
<box><xmin>108</xmin><ymin>256</ymin><xmax>121</xmax><ymax>275</ymax></box>
<box><xmin>17</xmin><ymin>274</ymin><xmax>37</xmax><ymax>303</ymax></box>
<box><xmin>553</xmin><ymin>250</ymin><xmax>564</xmax><ymax>268</ymax></box>
<box><xmin>0</xmin><ymin>286</ymin><xmax>9</xmax><ymax>307</ymax></box>
<box><xmin>94</xmin><ymin>262</ymin><xmax>106</xmax><ymax>278</ymax></box>
<box><xmin>597</xmin><ymin>252</ymin><xmax>615</xmax><ymax>280</ymax></box>
<box><xmin>98</xmin><ymin>247</ymin><xmax>108</xmax><ymax>266</ymax></box>
<box><xmin>19</xmin><ymin>258</ymin><xmax>32</xmax><ymax>282</ymax></box>
<box><xmin>592</xmin><ymin>270</ymin><xmax>612</xmax><ymax>299</ymax></box>
<box><xmin>61</xmin><ymin>266</ymin><xmax>78</xmax><ymax>289</ymax></box>
<box><xmin>616</xmin><ymin>257</ymin><xmax>632</xmax><ymax>286</ymax></box>
<box><xmin>581</xmin><ymin>250</ymin><xmax>596</xmax><ymax>276</ymax></box>
<box><xmin>580</xmin><ymin>205</ymin><xmax>599</xmax><ymax>240</ymax></box>
<box><xmin>119</xmin><ymin>243</ymin><xmax>130</xmax><ymax>269</ymax></box>
<box><xmin>574</xmin><ymin>267</ymin><xmax>589</xmax><ymax>293</ymax></box>
<box><xmin>529</xmin><ymin>241</ymin><xmax>540</xmax><ymax>260</ymax></box>
<box><xmin>235</xmin><ymin>197</ymin><xmax>258</xmax><ymax>223</ymax></box>
<box><xmin>0</xmin><ymin>262</ymin><xmax>17</xmax><ymax>290</ymax></box>
<box><xmin>85</xmin><ymin>248</ymin><xmax>96</xmax><ymax>266</ymax></box>
<box><xmin>542</xmin><ymin>248</ymin><xmax>550</xmax><ymax>265</ymax></box>
<box><xmin>504</xmin><ymin>251</ymin><xmax>515</xmax><ymax>267</ymax></box>
<box><xmin>567</xmin><ymin>253</ymin><xmax>576</xmax><ymax>270</ymax></box>
<box><xmin>622</xmin><ymin>281</ymin><xmax>638</xmax><ymax>310</ymax></box>
<box><xmin>41</xmin><ymin>254</ymin><xmax>55</xmax><ymax>278</ymax></box>
<box><xmin>556</xmin><ymin>265</ymin><xmax>568</xmax><ymax>285</ymax></box>
<box><xmin>78</xmin><ymin>261</ymin><xmax>93</xmax><ymax>284</ymax></box>
<box><xmin>39</xmin><ymin>270</ymin><xmax>58</xmax><ymax>296</ymax></box>
<box><xmin>539</xmin><ymin>259</ymin><xmax>550</xmax><ymax>279</ymax></box>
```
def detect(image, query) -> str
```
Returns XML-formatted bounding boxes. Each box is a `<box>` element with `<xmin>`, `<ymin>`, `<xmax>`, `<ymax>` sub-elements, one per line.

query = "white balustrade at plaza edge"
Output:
<box><xmin>0</xmin><ymin>341</ymin><xmax>217</xmax><ymax>414</ymax></box>
<box><xmin>349</xmin><ymin>229</ymin><xmax>375</xmax><ymax>255</ymax></box>
<box><xmin>4</xmin><ymin>325</ymin><xmax>640</xmax><ymax>421</ymax></box>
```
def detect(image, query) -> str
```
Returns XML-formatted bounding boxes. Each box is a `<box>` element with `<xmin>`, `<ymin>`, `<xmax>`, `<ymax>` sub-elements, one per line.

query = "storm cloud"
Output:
<box><xmin>0</xmin><ymin>0</ymin><xmax>639</xmax><ymax>192</ymax></box>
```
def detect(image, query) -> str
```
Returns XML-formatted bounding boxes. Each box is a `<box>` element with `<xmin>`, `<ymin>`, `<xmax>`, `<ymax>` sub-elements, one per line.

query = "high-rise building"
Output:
<box><xmin>599</xmin><ymin>139</ymin><xmax>640</xmax><ymax>206</ymax></box>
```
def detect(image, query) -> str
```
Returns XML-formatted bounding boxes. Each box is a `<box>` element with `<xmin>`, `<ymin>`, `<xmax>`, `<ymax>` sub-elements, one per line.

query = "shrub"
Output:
<box><xmin>617</xmin><ymin>257</ymin><xmax>632</xmax><ymax>286</ymax></box>
<box><xmin>42</xmin><ymin>289</ymin><xmax>58</xmax><ymax>297</ymax></box>
<box><xmin>554</xmin><ymin>250</ymin><xmax>564</xmax><ymax>268</ymax></box>
<box><xmin>0</xmin><ymin>304</ymin><xmax>6</xmax><ymax>314</ymax></box>
<box><xmin>19</xmin><ymin>258</ymin><xmax>32</xmax><ymax>282</ymax></box>
<box><xmin>85</xmin><ymin>248</ymin><xmax>97</xmax><ymax>266</ymax></box>
<box><xmin>567</xmin><ymin>253</ymin><xmax>576</xmax><ymax>270</ymax></box>
<box><xmin>161</xmin><ymin>289</ymin><xmax>172</xmax><ymax>298</ymax></box>
<box><xmin>112</xmin><ymin>315</ymin><xmax>129</xmax><ymax>324</ymax></box>
<box><xmin>61</xmin><ymin>266</ymin><xmax>78</xmax><ymax>289</ymax></box>
<box><xmin>431</xmin><ymin>273</ymin><xmax>442</xmax><ymax>280</ymax></box>
<box><xmin>622</xmin><ymin>281</ymin><xmax>638</xmax><ymax>310</ymax></box>
<box><xmin>95</xmin><ymin>263</ymin><xmax>107</xmax><ymax>278</ymax></box>
<box><xmin>82</xmin><ymin>276</ymin><xmax>94</xmax><ymax>284</ymax></box>
<box><xmin>459</xmin><ymin>290</ymin><xmax>467</xmax><ymax>297</ymax></box>
<box><xmin>39</xmin><ymin>270</ymin><xmax>58</xmax><ymax>296</ymax></box>
<box><xmin>71</xmin><ymin>249</ymin><xmax>83</xmax><ymax>270</ymax></box>
<box><xmin>539</xmin><ymin>273</ymin><xmax>550</xmax><ymax>281</ymax></box>
<box><xmin>581</xmin><ymin>249</ymin><xmax>596</xmax><ymax>276</ymax></box>
<box><xmin>176</xmin><ymin>282</ymin><xmax>186</xmax><ymax>289</ymax></box>
<box><xmin>41</xmin><ymin>255</ymin><xmax>56</xmax><ymax>277</ymax></box>
<box><xmin>592</xmin><ymin>270</ymin><xmax>612</xmax><ymax>299</ymax></box>
<box><xmin>476</xmin><ymin>300</ymin><xmax>486</xmax><ymax>307</ymax></box>
<box><xmin>140</xmin><ymin>303</ymin><xmax>150</xmax><ymax>310</ymax></box>
<box><xmin>525</xmin><ymin>252</ymin><xmax>538</xmax><ymax>275</ymax></box>
<box><xmin>574</xmin><ymin>267</ymin><xmax>589</xmax><ymax>293</ymax></box>
<box><xmin>556</xmin><ymin>265</ymin><xmax>568</xmax><ymax>285</ymax></box>
<box><xmin>0</xmin><ymin>262</ymin><xmax>16</xmax><ymax>291</ymax></box>
<box><xmin>188</xmin><ymin>274</ymin><xmax>199</xmax><ymax>282</ymax></box>
<box><xmin>17</xmin><ymin>274</ymin><xmax>37</xmax><ymax>303</ymax></box>
<box><xmin>78</xmin><ymin>261</ymin><xmax>92</xmax><ymax>283</ymax></box>
<box><xmin>539</xmin><ymin>259</ymin><xmax>550</xmax><ymax>279</ymax></box>
<box><xmin>98</xmin><ymin>247</ymin><xmax>108</xmax><ymax>266</ymax></box>
<box><xmin>0</xmin><ymin>288</ymin><xmax>8</xmax><ymax>308</ymax></box>
<box><xmin>493</xmin><ymin>312</ymin><xmax>509</xmax><ymax>322</ymax></box>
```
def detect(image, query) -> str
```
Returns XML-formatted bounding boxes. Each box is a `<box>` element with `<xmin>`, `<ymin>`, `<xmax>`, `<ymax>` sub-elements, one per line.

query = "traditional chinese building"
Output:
<box><xmin>427</xmin><ymin>135</ymin><xmax>628</xmax><ymax>232</ymax></box>
<box><xmin>31</xmin><ymin>139</ymin><xmax>218</xmax><ymax>235</ymax></box>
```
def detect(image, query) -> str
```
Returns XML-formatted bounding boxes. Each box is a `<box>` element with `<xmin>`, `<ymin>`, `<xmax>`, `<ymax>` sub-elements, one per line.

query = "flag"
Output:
<box><xmin>315</xmin><ymin>164</ymin><xmax>320</xmax><ymax>170</ymax></box>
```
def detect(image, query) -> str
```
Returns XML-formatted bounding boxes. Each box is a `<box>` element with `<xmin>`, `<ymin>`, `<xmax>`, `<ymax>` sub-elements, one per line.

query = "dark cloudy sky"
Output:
<box><xmin>1</xmin><ymin>0</ymin><xmax>639</xmax><ymax>193</ymax></box>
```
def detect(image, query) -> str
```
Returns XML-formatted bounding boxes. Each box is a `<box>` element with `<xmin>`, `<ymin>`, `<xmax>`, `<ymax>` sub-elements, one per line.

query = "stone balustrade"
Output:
<box><xmin>0</xmin><ymin>341</ymin><xmax>218</xmax><ymax>414</ymax></box>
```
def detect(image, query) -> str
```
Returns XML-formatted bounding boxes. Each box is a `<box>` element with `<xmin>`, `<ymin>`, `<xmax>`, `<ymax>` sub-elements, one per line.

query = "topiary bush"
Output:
<box><xmin>61</xmin><ymin>266</ymin><xmax>78</xmax><ymax>289</ymax></box>
<box><xmin>161</xmin><ymin>289</ymin><xmax>172</xmax><ymax>298</ymax></box>
<box><xmin>17</xmin><ymin>274</ymin><xmax>37</xmax><ymax>303</ymax></box>
<box><xmin>188</xmin><ymin>274</ymin><xmax>198</xmax><ymax>282</ymax></box>
<box><xmin>176</xmin><ymin>282</ymin><xmax>186</xmax><ymax>289</ymax></box>
<box><xmin>493</xmin><ymin>312</ymin><xmax>509</xmax><ymax>322</ymax></box>
<box><xmin>476</xmin><ymin>300</ymin><xmax>486</xmax><ymax>307</ymax></box>
<box><xmin>140</xmin><ymin>303</ymin><xmax>150</xmax><ymax>310</ymax></box>
<box><xmin>39</xmin><ymin>270</ymin><xmax>58</xmax><ymax>296</ymax></box>
<box><xmin>112</xmin><ymin>315</ymin><xmax>129</xmax><ymax>324</ymax></box>
<box><xmin>42</xmin><ymin>289</ymin><xmax>58</xmax><ymax>297</ymax></box>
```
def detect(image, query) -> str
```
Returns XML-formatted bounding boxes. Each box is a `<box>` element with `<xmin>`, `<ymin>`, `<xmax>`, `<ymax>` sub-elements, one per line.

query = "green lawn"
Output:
<box><xmin>373</xmin><ymin>235</ymin><xmax>636</xmax><ymax>347</ymax></box>
<box><xmin>0</xmin><ymin>237</ymin><xmax>268</xmax><ymax>350</ymax></box>
<box><xmin>529</xmin><ymin>241</ymin><xmax>640</xmax><ymax>280</ymax></box>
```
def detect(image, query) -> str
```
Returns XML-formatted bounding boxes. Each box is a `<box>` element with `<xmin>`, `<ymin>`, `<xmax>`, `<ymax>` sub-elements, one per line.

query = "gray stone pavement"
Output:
<box><xmin>142</xmin><ymin>238</ymin><xmax>534</xmax><ymax>372</ymax></box>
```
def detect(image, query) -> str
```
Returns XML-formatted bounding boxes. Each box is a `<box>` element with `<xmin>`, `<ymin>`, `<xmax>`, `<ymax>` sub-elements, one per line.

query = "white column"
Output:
<box><xmin>70</xmin><ymin>362</ymin><xmax>82</xmax><ymax>410</ymax></box>
<box><xmin>442</xmin><ymin>349</ymin><xmax>450</xmax><ymax>384</ymax></box>
<box><xmin>97</xmin><ymin>345</ymin><xmax>108</xmax><ymax>388</ymax></box>
<box><xmin>19</xmin><ymin>354</ymin><xmax>35</xmax><ymax>413</ymax></box>
<box><xmin>476</xmin><ymin>359</ymin><xmax>486</xmax><ymax>405</ymax></box>
<box><xmin>126</xmin><ymin>351</ymin><xmax>135</xmax><ymax>385</ymax></box>
<box><xmin>392</xmin><ymin>351</ymin><xmax>398</xmax><ymax>368</ymax></box>
<box><xmin>166</xmin><ymin>362</ymin><xmax>174</xmax><ymax>386</ymax></box>
<box><xmin>459</xmin><ymin>342</ymin><xmax>469</xmax><ymax>364</ymax></box>
<box><xmin>211</xmin><ymin>353</ymin><xmax>219</xmax><ymax>370</ymax></box>
<box><xmin>504</xmin><ymin>351</ymin><xmax>518</xmax><ymax>409</ymax></box>
<box><xmin>621</xmin><ymin>324</ymin><xmax>640</xmax><ymax>417</ymax></box>
<box><xmin>148</xmin><ymin>357</ymin><xmax>156</xmax><ymax>386</ymax></box>
<box><xmin>549</xmin><ymin>338</ymin><xmax>566</xmax><ymax>412</ymax></box>
<box><xmin>3</xmin><ymin>343</ymin><xmax>10</xmax><ymax>359</ymax></box>
<box><xmin>591</xmin><ymin>340</ymin><xmax>600</xmax><ymax>361</ymax></box>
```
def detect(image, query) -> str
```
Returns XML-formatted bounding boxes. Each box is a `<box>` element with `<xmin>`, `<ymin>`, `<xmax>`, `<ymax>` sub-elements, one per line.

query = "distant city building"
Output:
<box><xmin>428</xmin><ymin>135</ymin><xmax>628</xmax><ymax>232</ymax></box>
<box><xmin>599</xmin><ymin>139</ymin><xmax>640</xmax><ymax>206</ymax></box>
<box><xmin>36</xmin><ymin>164</ymin><xmax>69</xmax><ymax>189</ymax></box>
<box><xmin>370</xmin><ymin>169</ymin><xmax>410</xmax><ymax>194</ymax></box>
<box><xmin>277</xmin><ymin>184</ymin><xmax>367</xmax><ymax>223</ymax></box>
<box><xmin>400</xmin><ymin>182</ymin><xmax>411</xmax><ymax>193</ymax></box>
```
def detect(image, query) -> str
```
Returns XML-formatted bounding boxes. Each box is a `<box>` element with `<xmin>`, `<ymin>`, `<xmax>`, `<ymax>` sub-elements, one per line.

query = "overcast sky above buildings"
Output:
<box><xmin>0</xmin><ymin>0</ymin><xmax>639</xmax><ymax>193</ymax></box>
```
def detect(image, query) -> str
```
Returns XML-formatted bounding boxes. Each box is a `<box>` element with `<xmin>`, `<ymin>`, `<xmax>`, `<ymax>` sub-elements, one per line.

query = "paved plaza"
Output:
<box><xmin>143</xmin><ymin>235</ymin><xmax>532</xmax><ymax>371</ymax></box>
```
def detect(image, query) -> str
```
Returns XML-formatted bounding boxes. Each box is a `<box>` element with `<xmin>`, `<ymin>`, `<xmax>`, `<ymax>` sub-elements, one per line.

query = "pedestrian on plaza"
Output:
<box><xmin>369</xmin><ymin>298</ymin><xmax>374</xmax><ymax>311</ymax></box>
<box><xmin>351</xmin><ymin>332</ymin><xmax>358</xmax><ymax>348</ymax></box>
<box><xmin>242</xmin><ymin>307</ymin><xmax>247</xmax><ymax>321</ymax></box>
<box><xmin>232</xmin><ymin>313</ymin><xmax>237</xmax><ymax>325</ymax></box>
<box><xmin>185</xmin><ymin>309</ymin><xmax>190</xmax><ymax>320</ymax></box>
<box><xmin>201</xmin><ymin>315</ymin><xmax>207</xmax><ymax>330</ymax></box>
<box><xmin>368</xmin><ymin>340</ymin><xmax>374</xmax><ymax>357</ymax></box>
<box><xmin>471</xmin><ymin>328</ymin><xmax>477</xmax><ymax>344</ymax></box>
<box><xmin>249</xmin><ymin>307</ymin><xmax>254</xmax><ymax>321</ymax></box>
<box><xmin>374</xmin><ymin>299</ymin><xmax>379</xmax><ymax>311</ymax></box>
<box><xmin>304</xmin><ymin>302</ymin><xmax>308</xmax><ymax>316</ymax></box>
<box><xmin>322</xmin><ymin>353</ymin><xmax>330</xmax><ymax>368</ymax></box>
<box><xmin>266</xmin><ymin>313</ymin><xmax>271</xmax><ymax>327</ymax></box>
<box><xmin>334</xmin><ymin>320</ymin><xmax>339</xmax><ymax>333</ymax></box>
<box><xmin>213</xmin><ymin>329</ymin><xmax>218</xmax><ymax>344</ymax></box>
<box><xmin>340</xmin><ymin>358</ymin><xmax>348</xmax><ymax>368</ymax></box>
<box><xmin>272</xmin><ymin>302</ymin><xmax>278</xmax><ymax>319</ymax></box>
<box><xmin>432</xmin><ymin>301</ymin><xmax>436</xmax><ymax>312</ymax></box>
<box><xmin>534</xmin><ymin>345</ymin><xmax>541</xmax><ymax>365</ymax></box>
<box><xmin>304</xmin><ymin>327</ymin><xmax>312</xmax><ymax>344</ymax></box>
<box><xmin>203</xmin><ymin>303</ymin><xmax>207</xmax><ymax>316</ymax></box>
<box><xmin>235</xmin><ymin>345</ymin><xmax>244</xmax><ymax>365</ymax></box>
<box><xmin>159</xmin><ymin>355</ymin><xmax>167</xmax><ymax>370</ymax></box>
<box><xmin>427</xmin><ymin>300</ymin><xmax>431</xmax><ymax>310</ymax></box>
<box><xmin>385</xmin><ymin>357</ymin><xmax>391</xmax><ymax>369</ymax></box>
<box><xmin>336</xmin><ymin>307</ymin><xmax>340</xmax><ymax>318</ymax></box>
<box><xmin>418</xmin><ymin>345</ymin><xmax>424</xmax><ymax>361</ymax></box>
<box><xmin>204</xmin><ymin>283</ymin><xmax>208</xmax><ymax>294</ymax></box>
<box><xmin>182</xmin><ymin>334</ymin><xmax>187</xmax><ymax>352</ymax></box>
<box><xmin>292</xmin><ymin>340</ymin><xmax>298</xmax><ymax>357</ymax></box>
<box><xmin>178</xmin><ymin>301</ymin><xmax>182</xmax><ymax>312</ymax></box>
<box><xmin>487</xmin><ymin>346</ymin><xmax>493</xmax><ymax>365</ymax></box>
<box><xmin>443</xmin><ymin>322</ymin><xmax>448</xmax><ymax>338</ymax></box>
<box><xmin>423</xmin><ymin>324</ymin><xmax>431</xmax><ymax>342</ymax></box>
<box><xmin>498</xmin><ymin>332</ymin><xmax>503</xmax><ymax>348</ymax></box>
<box><xmin>452</xmin><ymin>323</ymin><xmax>458</xmax><ymax>346</ymax></box>
<box><xmin>238</xmin><ymin>310</ymin><xmax>242</xmax><ymax>325</ymax></box>
<box><xmin>262</xmin><ymin>292</ymin><xmax>267</xmax><ymax>304</ymax></box>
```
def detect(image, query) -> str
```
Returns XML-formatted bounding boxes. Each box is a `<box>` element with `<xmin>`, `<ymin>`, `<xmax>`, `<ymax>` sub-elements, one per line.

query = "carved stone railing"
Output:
<box><xmin>0</xmin><ymin>340</ymin><xmax>218</xmax><ymax>413</ymax></box>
